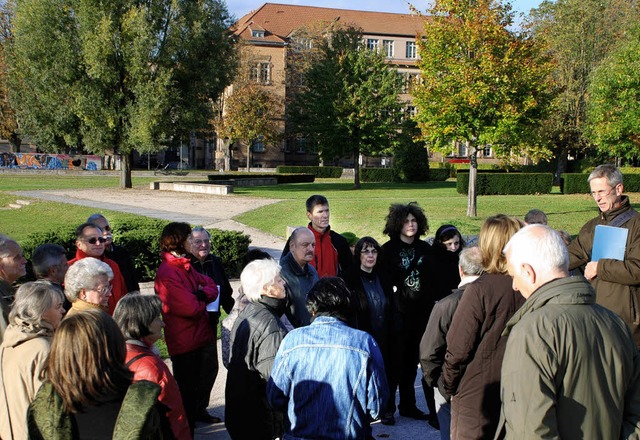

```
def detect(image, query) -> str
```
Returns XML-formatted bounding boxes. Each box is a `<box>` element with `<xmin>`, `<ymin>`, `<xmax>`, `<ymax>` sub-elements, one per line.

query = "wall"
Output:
<box><xmin>0</xmin><ymin>152</ymin><xmax>103</xmax><ymax>170</ymax></box>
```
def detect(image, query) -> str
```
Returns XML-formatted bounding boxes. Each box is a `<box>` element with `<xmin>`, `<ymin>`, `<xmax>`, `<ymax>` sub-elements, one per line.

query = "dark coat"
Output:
<box><xmin>443</xmin><ymin>273</ymin><xmax>524</xmax><ymax>440</ymax></box>
<box><xmin>431</xmin><ymin>245</ymin><xmax>462</xmax><ymax>302</ymax></box>
<box><xmin>190</xmin><ymin>253</ymin><xmax>235</xmax><ymax>326</ymax></box>
<box><xmin>343</xmin><ymin>267</ymin><xmax>393</xmax><ymax>358</ymax></box>
<box><xmin>106</xmin><ymin>243</ymin><xmax>140</xmax><ymax>293</ymax></box>
<box><xmin>225</xmin><ymin>296</ymin><xmax>288</xmax><ymax>440</ymax></box>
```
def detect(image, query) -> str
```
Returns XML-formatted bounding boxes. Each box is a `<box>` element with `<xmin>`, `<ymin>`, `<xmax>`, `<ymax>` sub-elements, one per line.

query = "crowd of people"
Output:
<box><xmin>0</xmin><ymin>163</ymin><xmax>640</xmax><ymax>439</ymax></box>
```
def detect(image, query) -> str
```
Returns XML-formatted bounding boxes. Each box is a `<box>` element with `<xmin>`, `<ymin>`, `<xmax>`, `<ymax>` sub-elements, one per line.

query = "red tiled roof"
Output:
<box><xmin>233</xmin><ymin>3</ymin><xmax>426</xmax><ymax>43</ymax></box>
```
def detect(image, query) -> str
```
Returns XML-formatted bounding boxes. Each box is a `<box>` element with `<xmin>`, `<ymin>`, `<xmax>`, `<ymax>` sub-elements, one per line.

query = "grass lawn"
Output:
<box><xmin>234</xmin><ymin>180</ymin><xmax>619</xmax><ymax>242</ymax></box>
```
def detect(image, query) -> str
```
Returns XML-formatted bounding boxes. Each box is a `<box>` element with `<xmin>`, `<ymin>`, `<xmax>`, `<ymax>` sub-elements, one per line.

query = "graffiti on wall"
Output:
<box><xmin>0</xmin><ymin>153</ymin><xmax>103</xmax><ymax>170</ymax></box>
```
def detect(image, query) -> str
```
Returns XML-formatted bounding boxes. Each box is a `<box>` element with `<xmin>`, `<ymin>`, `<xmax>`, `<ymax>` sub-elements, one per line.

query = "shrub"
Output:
<box><xmin>207</xmin><ymin>173</ymin><xmax>314</xmax><ymax>184</ymax></box>
<box><xmin>428</xmin><ymin>169</ymin><xmax>450</xmax><ymax>181</ymax></box>
<box><xmin>276</xmin><ymin>166</ymin><xmax>343</xmax><ymax>178</ymax></box>
<box><xmin>209</xmin><ymin>229</ymin><xmax>251</xmax><ymax>278</ymax></box>
<box><xmin>360</xmin><ymin>167</ymin><xmax>395</xmax><ymax>182</ymax></box>
<box><xmin>21</xmin><ymin>219</ymin><xmax>251</xmax><ymax>281</ymax></box>
<box><xmin>457</xmin><ymin>173</ymin><xmax>553</xmax><ymax>195</ymax></box>
<box><xmin>393</xmin><ymin>120</ymin><xmax>430</xmax><ymax>182</ymax></box>
<box><xmin>274</xmin><ymin>174</ymin><xmax>315</xmax><ymax>184</ymax></box>
<box><xmin>560</xmin><ymin>174</ymin><xmax>590</xmax><ymax>194</ymax></box>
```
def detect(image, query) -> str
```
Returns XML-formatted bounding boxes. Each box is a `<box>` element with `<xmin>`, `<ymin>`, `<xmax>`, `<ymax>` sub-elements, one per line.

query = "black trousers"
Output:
<box><xmin>171</xmin><ymin>342</ymin><xmax>217</xmax><ymax>433</ymax></box>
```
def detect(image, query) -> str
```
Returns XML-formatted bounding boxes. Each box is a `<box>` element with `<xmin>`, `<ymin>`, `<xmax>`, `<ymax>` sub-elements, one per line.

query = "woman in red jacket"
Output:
<box><xmin>154</xmin><ymin>222</ymin><xmax>219</xmax><ymax>434</ymax></box>
<box><xmin>114</xmin><ymin>293</ymin><xmax>191</xmax><ymax>440</ymax></box>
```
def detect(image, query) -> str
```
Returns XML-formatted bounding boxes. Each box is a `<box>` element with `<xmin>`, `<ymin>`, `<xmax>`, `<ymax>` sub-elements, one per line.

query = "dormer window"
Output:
<box><xmin>252</xmin><ymin>29</ymin><xmax>265</xmax><ymax>38</ymax></box>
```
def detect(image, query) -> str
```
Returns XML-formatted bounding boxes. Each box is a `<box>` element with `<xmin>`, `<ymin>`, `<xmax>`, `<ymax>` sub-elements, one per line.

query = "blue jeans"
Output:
<box><xmin>434</xmin><ymin>388</ymin><xmax>451</xmax><ymax>440</ymax></box>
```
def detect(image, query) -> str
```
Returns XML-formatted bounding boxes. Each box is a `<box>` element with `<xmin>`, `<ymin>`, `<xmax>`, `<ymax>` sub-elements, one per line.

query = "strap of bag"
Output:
<box><xmin>608</xmin><ymin>208</ymin><xmax>639</xmax><ymax>228</ymax></box>
<box><xmin>125</xmin><ymin>352</ymin><xmax>152</xmax><ymax>368</ymax></box>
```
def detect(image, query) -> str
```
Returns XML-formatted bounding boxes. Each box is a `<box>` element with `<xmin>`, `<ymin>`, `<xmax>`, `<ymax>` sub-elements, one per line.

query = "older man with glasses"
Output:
<box><xmin>68</xmin><ymin>222</ymin><xmax>127</xmax><ymax>314</ymax></box>
<box><xmin>188</xmin><ymin>226</ymin><xmax>235</xmax><ymax>424</ymax></box>
<box><xmin>568</xmin><ymin>164</ymin><xmax>640</xmax><ymax>347</ymax></box>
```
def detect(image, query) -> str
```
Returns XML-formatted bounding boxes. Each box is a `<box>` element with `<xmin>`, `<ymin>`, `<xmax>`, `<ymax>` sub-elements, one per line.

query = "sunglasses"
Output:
<box><xmin>83</xmin><ymin>237</ymin><xmax>107</xmax><ymax>245</ymax></box>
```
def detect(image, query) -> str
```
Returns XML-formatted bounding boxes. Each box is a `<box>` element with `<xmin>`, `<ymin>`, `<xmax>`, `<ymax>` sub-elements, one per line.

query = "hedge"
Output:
<box><xmin>360</xmin><ymin>167</ymin><xmax>395</xmax><ymax>182</ymax></box>
<box><xmin>21</xmin><ymin>219</ymin><xmax>251</xmax><ymax>282</ymax></box>
<box><xmin>561</xmin><ymin>172</ymin><xmax>640</xmax><ymax>194</ymax></box>
<box><xmin>456</xmin><ymin>173</ymin><xmax>553</xmax><ymax>195</ymax></box>
<box><xmin>428</xmin><ymin>169</ymin><xmax>450</xmax><ymax>181</ymax></box>
<box><xmin>276</xmin><ymin>166</ymin><xmax>343</xmax><ymax>178</ymax></box>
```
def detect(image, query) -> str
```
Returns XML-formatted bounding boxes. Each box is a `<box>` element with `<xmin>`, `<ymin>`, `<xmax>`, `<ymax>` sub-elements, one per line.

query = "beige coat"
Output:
<box><xmin>0</xmin><ymin>321</ymin><xmax>53</xmax><ymax>440</ymax></box>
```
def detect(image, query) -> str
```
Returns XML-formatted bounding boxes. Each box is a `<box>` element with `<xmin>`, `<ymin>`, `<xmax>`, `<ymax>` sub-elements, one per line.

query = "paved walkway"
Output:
<box><xmin>14</xmin><ymin>187</ymin><xmax>439</xmax><ymax>440</ymax></box>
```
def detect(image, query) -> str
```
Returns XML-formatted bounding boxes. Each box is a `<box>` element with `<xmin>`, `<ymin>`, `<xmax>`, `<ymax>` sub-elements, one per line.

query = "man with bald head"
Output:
<box><xmin>496</xmin><ymin>224</ymin><xmax>640</xmax><ymax>439</ymax></box>
<box><xmin>280</xmin><ymin>227</ymin><xmax>319</xmax><ymax>327</ymax></box>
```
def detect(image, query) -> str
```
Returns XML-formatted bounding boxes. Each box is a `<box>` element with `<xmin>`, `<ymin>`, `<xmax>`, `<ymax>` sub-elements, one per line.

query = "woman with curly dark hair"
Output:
<box><xmin>380</xmin><ymin>202</ymin><xmax>438</xmax><ymax>428</ymax></box>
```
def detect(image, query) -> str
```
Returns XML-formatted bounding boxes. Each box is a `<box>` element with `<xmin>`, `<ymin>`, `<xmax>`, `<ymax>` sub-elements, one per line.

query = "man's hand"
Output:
<box><xmin>585</xmin><ymin>261</ymin><xmax>598</xmax><ymax>280</ymax></box>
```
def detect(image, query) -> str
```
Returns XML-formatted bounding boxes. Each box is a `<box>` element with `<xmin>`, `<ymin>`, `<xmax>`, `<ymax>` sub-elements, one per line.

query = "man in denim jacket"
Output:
<box><xmin>267</xmin><ymin>277</ymin><xmax>389</xmax><ymax>439</ymax></box>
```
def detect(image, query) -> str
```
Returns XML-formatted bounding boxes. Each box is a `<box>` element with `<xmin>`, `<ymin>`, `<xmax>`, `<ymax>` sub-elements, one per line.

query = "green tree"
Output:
<box><xmin>0</xmin><ymin>4</ymin><xmax>19</xmax><ymax>151</ymax></box>
<box><xmin>214</xmin><ymin>82</ymin><xmax>281</xmax><ymax>172</ymax></box>
<box><xmin>414</xmin><ymin>0</ymin><xmax>553</xmax><ymax>216</ymax></box>
<box><xmin>586</xmin><ymin>24</ymin><xmax>640</xmax><ymax>160</ymax></box>
<box><xmin>7</xmin><ymin>0</ymin><xmax>236</xmax><ymax>187</ymax></box>
<box><xmin>393</xmin><ymin>118</ymin><xmax>430</xmax><ymax>182</ymax></box>
<box><xmin>527</xmin><ymin>0</ymin><xmax>638</xmax><ymax>179</ymax></box>
<box><xmin>288</xmin><ymin>26</ymin><xmax>403</xmax><ymax>189</ymax></box>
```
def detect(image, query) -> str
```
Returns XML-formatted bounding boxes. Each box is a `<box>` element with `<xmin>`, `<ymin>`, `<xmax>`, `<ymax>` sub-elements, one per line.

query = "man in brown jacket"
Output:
<box><xmin>567</xmin><ymin>164</ymin><xmax>640</xmax><ymax>347</ymax></box>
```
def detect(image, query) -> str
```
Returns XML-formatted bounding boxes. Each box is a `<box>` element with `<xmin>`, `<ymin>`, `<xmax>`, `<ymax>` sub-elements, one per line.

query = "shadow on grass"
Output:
<box><xmin>234</xmin><ymin>181</ymin><xmax>457</xmax><ymax>195</ymax></box>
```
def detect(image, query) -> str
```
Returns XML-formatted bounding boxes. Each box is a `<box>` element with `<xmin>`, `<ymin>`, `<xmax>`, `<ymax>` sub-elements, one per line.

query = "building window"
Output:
<box><xmin>406</xmin><ymin>105</ymin><xmax>417</xmax><ymax>117</ymax></box>
<box><xmin>383</xmin><ymin>40</ymin><xmax>394</xmax><ymax>58</ymax></box>
<box><xmin>250</xmin><ymin>62</ymin><xmax>271</xmax><ymax>84</ymax></box>
<box><xmin>406</xmin><ymin>41</ymin><xmax>417</xmax><ymax>59</ymax></box>
<box><xmin>367</xmin><ymin>38</ymin><xmax>379</xmax><ymax>51</ymax></box>
<box><xmin>483</xmin><ymin>146</ymin><xmax>492</xmax><ymax>157</ymax></box>
<box><xmin>292</xmin><ymin>37</ymin><xmax>312</xmax><ymax>52</ymax></box>
<box><xmin>251</xmin><ymin>29</ymin><xmax>265</xmax><ymax>38</ymax></box>
<box><xmin>252</xmin><ymin>135</ymin><xmax>265</xmax><ymax>152</ymax></box>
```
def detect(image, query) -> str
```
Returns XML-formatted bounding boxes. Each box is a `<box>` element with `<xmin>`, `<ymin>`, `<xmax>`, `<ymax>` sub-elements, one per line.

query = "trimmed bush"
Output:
<box><xmin>274</xmin><ymin>174</ymin><xmax>315</xmax><ymax>184</ymax></box>
<box><xmin>360</xmin><ymin>167</ymin><xmax>395</xmax><ymax>182</ymax></box>
<box><xmin>457</xmin><ymin>173</ymin><xmax>553</xmax><ymax>195</ymax></box>
<box><xmin>276</xmin><ymin>166</ymin><xmax>343</xmax><ymax>178</ymax></box>
<box><xmin>207</xmin><ymin>173</ymin><xmax>314</xmax><ymax>184</ymax></box>
<box><xmin>20</xmin><ymin>219</ymin><xmax>251</xmax><ymax>281</ymax></box>
<box><xmin>428</xmin><ymin>169</ymin><xmax>450</xmax><ymax>181</ymax></box>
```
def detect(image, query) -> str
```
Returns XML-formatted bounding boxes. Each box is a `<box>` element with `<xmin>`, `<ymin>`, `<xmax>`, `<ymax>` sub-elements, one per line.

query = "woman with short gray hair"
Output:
<box><xmin>0</xmin><ymin>281</ymin><xmax>65</xmax><ymax>440</ymax></box>
<box><xmin>64</xmin><ymin>257</ymin><xmax>114</xmax><ymax>317</ymax></box>
<box><xmin>113</xmin><ymin>294</ymin><xmax>191</xmax><ymax>439</ymax></box>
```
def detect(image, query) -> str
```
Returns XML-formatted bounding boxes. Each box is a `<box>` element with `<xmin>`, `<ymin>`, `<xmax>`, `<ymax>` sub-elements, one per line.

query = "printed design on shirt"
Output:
<box><xmin>400</xmin><ymin>247</ymin><xmax>423</xmax><ymax>293</ymax></box>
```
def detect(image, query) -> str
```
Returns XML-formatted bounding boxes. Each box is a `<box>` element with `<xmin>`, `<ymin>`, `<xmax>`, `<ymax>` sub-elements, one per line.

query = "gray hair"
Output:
<box><xmin>289</xmin><ymin>226</ymin><xmax>313</xmax><ymax>246</ymax></box>
<box><xmin>64</xmin><ymin>257</ymin><xmax>113</xmax><ymax>302</ymax></box>
<box><xmin>0</xmin><ymin>234</ymin><xmax>18</xmax><ymax>259</ymax></box>
<box><xmin>588</xmin><ymin>164</ymin><xmax>623</xmax><ymax>187</ymax></box>
<box><xmin>240</xmin><ymin>258</ymin><xmax>281</xmax><ymax>303</ymax></box>
<box><xmin>524</xmin><ymin>209</ymin><xmax>548</xmax><ymax>225</ymax></box>
<box><xmin>504</xmin><ymin>224</ymin><xmax>568</xmax><ymax>274</ymax></box>
<box><xmin>87</xmin><ymin>213</ymin><xmax>107</xmax><ymax>224</ymax></box>
<box><xmin>9</xmin><ymin>280</ymin><xmax>64</xmax><ymax>327</ymax></box>
<box><xmin>32</xmin><ymin>244</ymin><xmax>67</xmax><ymax>279</ymax></box>
<box><xmin>113</xmin><ymin>293</ymin><xmax>163</xmax><ymax>340</ymax></box>
<box><xmin>190</xmin><ymin>226</ymin><xmax>211</xmax><ymax>238</ymax></box>
<box><xmin>458</xmin><ymin>246</ymin><xmax>484</xmax><ymax>277</ymax></box>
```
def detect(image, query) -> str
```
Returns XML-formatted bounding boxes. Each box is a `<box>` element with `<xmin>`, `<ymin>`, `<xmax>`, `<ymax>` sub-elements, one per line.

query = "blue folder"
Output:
<box><xmin>592</xmin><ymin>225</ymin><xmax>628</xmax><ymax>261</ymax></box>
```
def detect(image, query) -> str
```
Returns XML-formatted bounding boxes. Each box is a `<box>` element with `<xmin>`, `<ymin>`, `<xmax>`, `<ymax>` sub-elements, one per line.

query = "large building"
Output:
<box><xmin>217</xmin><ymin>3</ymin><xmax>427</xmax><ymax>170</ymax></box>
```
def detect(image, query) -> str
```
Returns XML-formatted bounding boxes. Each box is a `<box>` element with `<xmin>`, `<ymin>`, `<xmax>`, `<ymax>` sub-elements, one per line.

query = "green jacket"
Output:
<box><xmin>497</xmin><ymin>276</ymin><xmax>640</xmax><ymax>439</ymax></box>
<box><xmin>568</xmin><ymin>195</ymin><xmax>640</xmax><ymax>346</ymax></box>
<box><xmin>27</xmin><ymin>380</ymin><xmax>163</xmax><ymax>440</ymax></box>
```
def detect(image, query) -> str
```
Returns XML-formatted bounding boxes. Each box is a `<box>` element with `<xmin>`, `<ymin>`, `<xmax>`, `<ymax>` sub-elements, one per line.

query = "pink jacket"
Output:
<box><xmin>154</xmin><ymin>252</ymin><xmax>218</xmax><ymax>356</ymax></box>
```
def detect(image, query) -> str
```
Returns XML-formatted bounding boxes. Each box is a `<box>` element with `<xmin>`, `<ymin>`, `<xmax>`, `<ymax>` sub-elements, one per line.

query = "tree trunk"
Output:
<box><xmin>120</xmin><ymin>152</ymin><xmax>132</xmax><ymax>189</ymax></box>
<box><xmin>9</xmin><ymin>134</ymin><xmax>21</xmax><ymax>153</ymax></box>
<box><xmin>246</xmin><ymin>141</ymin><xmax>251</xmax><ymax>172</ymax></box>
<box><xmin>554</xmin><ymin>146</ymin><xmax>569</xmax><ymax>185</ymax></box>
<box><xmin>467</xmin><ymin>141</ymin><xmax>478</xmax><ymax>217</ymax></box>
<box><xmin>353</xmin><ymin>149</ymin><xmax>361</xmax><ymax>189</ymax></box>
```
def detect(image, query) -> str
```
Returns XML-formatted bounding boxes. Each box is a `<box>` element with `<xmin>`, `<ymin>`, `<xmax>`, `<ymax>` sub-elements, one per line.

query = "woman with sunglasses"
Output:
<box><xmin>64</xmin><ymin>257</ymin><xmax>114</xmax><ymax>318</ymax></box>
<box><xmin>67</xmin><ymin>222</ymin><xmax>127</xmax><ymax>314</ymax></box>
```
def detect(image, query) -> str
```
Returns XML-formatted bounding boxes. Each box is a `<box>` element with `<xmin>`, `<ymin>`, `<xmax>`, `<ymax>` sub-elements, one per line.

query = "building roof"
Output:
<box><xmin>233</xmin><ymin>3</ymin><xmax>426</xmax><ymax>44</ymax></box>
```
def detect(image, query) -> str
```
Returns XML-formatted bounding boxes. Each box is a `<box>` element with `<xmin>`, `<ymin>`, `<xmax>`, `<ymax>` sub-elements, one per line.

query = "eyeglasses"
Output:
<box><xmin>93</xmin><ymin>285</ymin><xmax>112</xmax><ymax>295</ymax></box>
<box><xmin>362</xmin><ymin>249</ymin><xmax>378</xmax><ymax>255</ymax></box>
<box><xmin>591</xmin><ymin>186</ymin><xmax>617</xmax><ymax>199</ymax></box>
<box><xmin>192</xmin><ymin>239</ymin><xmax>210</xmax><ymax>246</ymax></box>
<box><xmin>83</xmin><ymin>237</ymin><xmax>107</xmax><ymax>245</ymax></box>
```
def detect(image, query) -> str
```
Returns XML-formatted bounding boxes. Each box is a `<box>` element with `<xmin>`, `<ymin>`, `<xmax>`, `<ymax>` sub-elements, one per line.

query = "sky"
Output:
<box><xmin>228</xmin><ymin>0</ymin><xmax>545</xmax><ymax>21</ymax></box>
